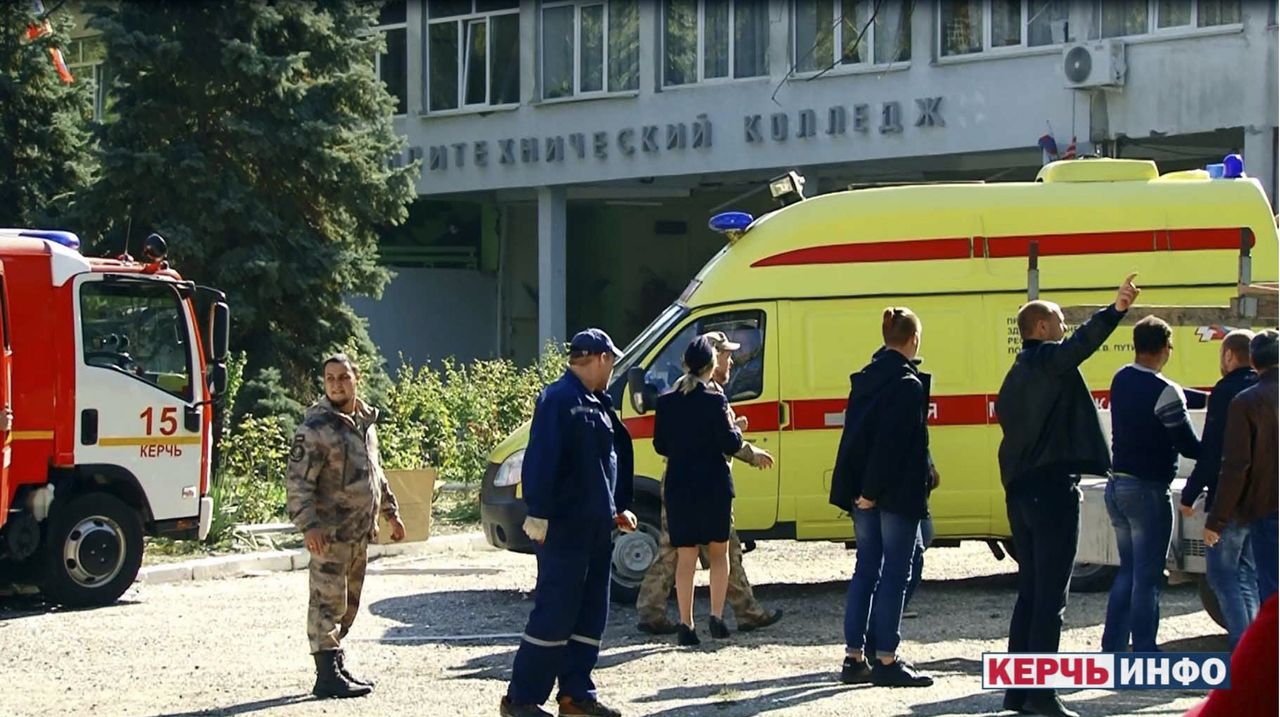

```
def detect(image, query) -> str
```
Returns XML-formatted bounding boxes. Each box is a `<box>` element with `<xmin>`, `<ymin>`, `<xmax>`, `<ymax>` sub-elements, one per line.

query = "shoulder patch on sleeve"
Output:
<box><xmin>289</xmin><ymin>433</ymin><xmax>307</xmax><ymax>463</ymax></box>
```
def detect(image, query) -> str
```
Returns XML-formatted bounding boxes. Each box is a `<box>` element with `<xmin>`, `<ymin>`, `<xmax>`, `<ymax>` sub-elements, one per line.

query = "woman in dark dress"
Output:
<box><xmin>653</xmin><ymin>335</ymin><xmax>744</xmax><ymax>646</ymax></box>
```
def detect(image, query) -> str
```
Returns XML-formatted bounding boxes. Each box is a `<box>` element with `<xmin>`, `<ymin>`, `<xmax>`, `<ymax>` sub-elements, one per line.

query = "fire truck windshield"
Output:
<box><xmin>79</xmin><ymin>281</ymin><xmax>194</xmax><ymax>401</ymax></box>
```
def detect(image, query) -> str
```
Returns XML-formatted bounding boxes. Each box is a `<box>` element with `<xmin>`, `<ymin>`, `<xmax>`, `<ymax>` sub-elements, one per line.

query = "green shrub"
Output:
<box><xmin>204</xmin><ymin>343</ymin><xmax>567</xmax><ymax>542</ymax></box>
<box><xmin>382</xmin><ymin>342</ymin><xmax>567</xmax><ymax>482</ymax></box>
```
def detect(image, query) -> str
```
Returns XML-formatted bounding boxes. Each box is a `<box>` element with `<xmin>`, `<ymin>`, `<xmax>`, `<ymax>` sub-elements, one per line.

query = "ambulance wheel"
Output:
<box><xmin>1197</xmin><ymin>577</ymin><xmax>1227</xmax><ymax>629</ymax></box>
<box><xmin>1069</xmin><ymin>563</ymin><xmax>1117</xmax><ymax>593</ymax></box>
<box><xmin>40</xmin><ymin>492</ymin><xmax>144</xmax><ymax>607</ymax></box>
<box><xmin>610</xmin><ymin>501</ymin><xmax>662</xmax><ymax>605</ymax></box>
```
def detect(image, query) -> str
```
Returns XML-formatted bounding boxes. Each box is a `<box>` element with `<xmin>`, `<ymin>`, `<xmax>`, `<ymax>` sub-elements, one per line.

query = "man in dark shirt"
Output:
<box><xmin>1182</xmin><ymin>330</ymin><xmax>1258</xmax><ymax>649</ymax></box>
<box><xmin>1208</xmin><ymin>329</ymin><xmax>1280</xmax><ymax>605</ymax></box>
<box><xmin>1102</xmin><ymin>317</ymin><xmax>1204</xmax><ymax>653</ymax></box>
<box><xmin>995</xmin><ymin>273</ymin><xmax>1138</xmax><ymax>717</ymax></box>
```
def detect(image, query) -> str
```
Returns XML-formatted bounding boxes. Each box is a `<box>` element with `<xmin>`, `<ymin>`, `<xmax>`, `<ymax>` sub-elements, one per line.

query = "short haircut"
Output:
<box><xmin>1133</xmin><ymin>316</ymin><xmax>1173</xmax><ymax>355</ymax></box>
<box><xmin>1250</xmin><ymin>329</ymin><xmax>1279</xmax><ymax>368</ymax></box>
<box><xmin>569</xmin><ymin>350</ymin><xmax>604</xmax><ymax>364</ymax></box>
<box><xmin>1221</xmin><ymin>330</ymin><xmax>1255</xmax><ymax>365</ymax></box>
<box><xmin>323</xmin><ymin>353</ymin><xmax>358</xmax><ymax>375</ymax></box>
<box><xmin>1017</xmin><ymin>301</ymin><xmax>1058</xmax><ymax>340</ymax></box>
<box><xmin>882</xmin><ymin>307</ymin><xmax>920</xmax><ymax>347</ymax></box>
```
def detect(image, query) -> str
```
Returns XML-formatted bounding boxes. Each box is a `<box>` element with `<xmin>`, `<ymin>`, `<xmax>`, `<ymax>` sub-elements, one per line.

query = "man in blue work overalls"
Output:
<box><xmin>501</xmin><ymin>328</ymin><xmax>637</xmax><ymax>717</ymax></box>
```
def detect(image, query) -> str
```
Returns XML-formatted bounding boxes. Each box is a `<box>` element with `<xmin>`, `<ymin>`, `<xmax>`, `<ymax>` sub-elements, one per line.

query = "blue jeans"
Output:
<box><xmin>1101</xmin><ymin>478</ymin><xmax>1173</xmax><ymax>653</ymax></box>
<box><xmin>1205</xmin><ymin>521</ymin><xmax>1259</xmax><ymax>650</ymax></box>
<box><xmin>844</xmin><ymin>507</ymin><xmax>920</xmax><ymax>659</ymax></box>
<box><xmin>1249</xmin><ymin>513</ymin><xmax>1279</xmax><ymax>603</ymax></box>
<box><xmin>865</xmin><ymin>515</ymin><xmax>933</xmax><ymax>657</ymax></box>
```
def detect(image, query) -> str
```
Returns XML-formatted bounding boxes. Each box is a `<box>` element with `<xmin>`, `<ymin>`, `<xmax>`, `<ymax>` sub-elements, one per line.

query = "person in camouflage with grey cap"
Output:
<box><xmin>287</xmin><ymin>353</ymin><xmax>406</xmax><ymax>699</ymax></box>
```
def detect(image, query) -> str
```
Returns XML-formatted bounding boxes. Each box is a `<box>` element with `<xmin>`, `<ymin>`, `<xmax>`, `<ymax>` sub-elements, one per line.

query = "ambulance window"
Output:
<box><xmin>79</xmin><ymin>282</ymin><xmax>193</xmax><ymax>402</ymax></box>
<box><xmin>644</xmin><ymin>309</ymin><xmax>766</xmax><ymax>403</ymax></box>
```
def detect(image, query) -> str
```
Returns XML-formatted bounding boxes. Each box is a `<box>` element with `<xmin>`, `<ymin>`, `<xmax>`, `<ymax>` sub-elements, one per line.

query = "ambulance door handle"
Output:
<box><xmin>778</xmin><ymin>402</ymin><xmax>790</xmax><ymax>429</ymax></box>
<box><xmin>80</xmin><ymin>409</ymin><xmax>98</xmax><ymax>445</ymax></box>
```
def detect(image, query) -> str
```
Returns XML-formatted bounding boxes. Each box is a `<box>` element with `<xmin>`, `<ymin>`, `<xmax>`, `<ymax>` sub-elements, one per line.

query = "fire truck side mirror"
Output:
<box><xmin>209</xmin><ymin>363</ymin><xmax>229</xmax><ymax>397</ymax></box>
<box><xmin>210</xmin><ymin>302</ymin><xmax>230</xmax><ymax>363</ymax></box>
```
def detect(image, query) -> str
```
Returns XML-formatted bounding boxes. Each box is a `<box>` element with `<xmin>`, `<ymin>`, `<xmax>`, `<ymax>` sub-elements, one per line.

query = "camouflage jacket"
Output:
<box><xmin>286</xmin><ymin>397</ymin><xmax>400</xmax><ymax>542</ymax></box>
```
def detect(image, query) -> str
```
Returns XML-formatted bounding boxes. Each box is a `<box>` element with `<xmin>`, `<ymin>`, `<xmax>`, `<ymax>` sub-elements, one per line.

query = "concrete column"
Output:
<box><xmin>638</xmin><ymin>0</ymin><xmax>657</xmax><ymax>94</ymax></box>
<box><xmin>537</xmin><ymin>186</ymin><xmax>567</xmax><ymax>348</ymax></box>
<box><xmin>1243</xmin><ymin>127</ymin><xmax>1277</xmax><ymax>209</ymax></box>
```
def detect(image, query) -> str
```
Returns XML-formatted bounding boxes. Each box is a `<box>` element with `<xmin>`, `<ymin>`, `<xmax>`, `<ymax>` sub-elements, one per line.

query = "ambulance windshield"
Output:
<box><xmin>606</xmin><ymin>303</ymin><xmax>688</xmax><ymax>407</ymax></box>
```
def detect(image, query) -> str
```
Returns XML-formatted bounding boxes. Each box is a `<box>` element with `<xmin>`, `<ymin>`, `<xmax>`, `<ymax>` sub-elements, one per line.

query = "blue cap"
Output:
<box><xmin>683</xmin><ymin>335</ymin><xmax>715</xmax><ymax>375</ymax></box>
<box><xmin>569</xmin><ymin>328</ymin><xmax>622</xmax><ymax>357</ymax></box>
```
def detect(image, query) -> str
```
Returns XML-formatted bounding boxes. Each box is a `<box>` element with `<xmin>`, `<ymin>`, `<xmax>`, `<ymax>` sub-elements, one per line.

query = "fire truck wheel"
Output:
<box><xmin>40</xmin><ymin>492</ymin><xmax>144</xmax><ymax>608</ymax></box>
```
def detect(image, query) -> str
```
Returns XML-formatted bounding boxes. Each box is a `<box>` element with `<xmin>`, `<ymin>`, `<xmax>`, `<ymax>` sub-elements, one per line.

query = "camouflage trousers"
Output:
<box><xmin>635</xmin><ymin>505</ymin><xmax>769</xmax><ymax>625</ymax></box>
<box><xmin>307</xmin><ymin>539</ymin><xmax>369</xmax><ymax>653</ymax></box>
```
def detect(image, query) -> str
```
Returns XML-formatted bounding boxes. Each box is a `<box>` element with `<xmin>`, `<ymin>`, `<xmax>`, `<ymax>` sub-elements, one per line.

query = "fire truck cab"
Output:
<box><xmin>0</xmin><ymin>229</ymin><xmax>229</xmax><ymax>606</ymax></box>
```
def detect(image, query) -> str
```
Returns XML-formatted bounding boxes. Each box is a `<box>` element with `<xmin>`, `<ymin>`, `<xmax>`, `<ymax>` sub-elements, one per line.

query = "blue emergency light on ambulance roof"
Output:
<box><xmin>19</xmin><ymin>229</ymin><xmax>81</xmax><ymax>251</ymax></box>
<box><xmin>708</xmin><ymin>211</ymin><xmax>754</xmax><ymax>235</ymax></box>
<box><xmin>1206</xmin><ymin>163</ymin><xmax>1226</xmax><ymax>179</ymax></box>
<box><xmin>1223</xmin><ymin>154</ymin><xmax>1244</xmax><ymax>179</ymax></box>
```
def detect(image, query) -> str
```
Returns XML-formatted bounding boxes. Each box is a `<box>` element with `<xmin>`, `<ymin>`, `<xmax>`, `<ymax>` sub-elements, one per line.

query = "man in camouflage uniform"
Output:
<box><xmin>636</xmin><ymin>331</ymin><xmax>783</xmax><ymax>634</ymax></box>
<box><xmin>287</xmin><ymin>353</ymin><xmax>406</xmax><ymax>699</ymax></box>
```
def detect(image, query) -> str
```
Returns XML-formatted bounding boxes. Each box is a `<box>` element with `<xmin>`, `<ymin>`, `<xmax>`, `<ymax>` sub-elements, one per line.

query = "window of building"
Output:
<box><xmin>427</xmin><ymin>0</ymin><xmax>520</xmax><ymax>112</ymax></box>
<box><xmin>375</xmin><ymin>1</ymin><xmax>408</xmax><ymax>115</ymax></box>
<box><xmin>66</xmin><ymin>35</ymin><xmax>110</xmax><ymax>122</ymax></box>
<box><xmin>663</xmin><ymin>0</ymin><xmax>768</xmax><ymax>86</ymax></box>
<box><xmin>940</xmin><ymin>0</ymin><xmax>1069</xmax><ymax>57</ymax></box>
<box><xmin>1095</xmin><ymin>0</ymin><xmax>1241</xmax><ymax>37</ymax></box>
<box><xmin>793</xmin><ymin>0</ymin><xmax>913</xmax><ymax>71</ymax></box>
<box><xmin>541</xmin><ymin>0</ymin><xmax>640</xmax><ymax>99</ymax></box>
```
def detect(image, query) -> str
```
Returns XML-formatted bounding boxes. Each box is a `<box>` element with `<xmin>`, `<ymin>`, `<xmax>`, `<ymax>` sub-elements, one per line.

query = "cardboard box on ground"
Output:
<box><xmin>377</xmin><ymin>468</ymin><xmax>435</xmax><ymax>544</ymax></box>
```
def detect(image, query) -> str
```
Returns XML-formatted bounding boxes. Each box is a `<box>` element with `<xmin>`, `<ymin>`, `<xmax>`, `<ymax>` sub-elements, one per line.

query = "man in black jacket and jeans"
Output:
<box><xmin>995</xmin><ymin>274</ymin><xmax>1139</xmax><ymax>717</ymax></box>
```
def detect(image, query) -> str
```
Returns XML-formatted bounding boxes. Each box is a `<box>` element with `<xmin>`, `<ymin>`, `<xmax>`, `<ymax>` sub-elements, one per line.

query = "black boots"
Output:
<box><xmin>335</xmin><ymin>649</ymin><xmax>375</xmax><ymax>688</ymax></box>
<box><xmin>312</xmin><ymin>651</ymin><xmax>372</xmax><ymax>699</ymax></box>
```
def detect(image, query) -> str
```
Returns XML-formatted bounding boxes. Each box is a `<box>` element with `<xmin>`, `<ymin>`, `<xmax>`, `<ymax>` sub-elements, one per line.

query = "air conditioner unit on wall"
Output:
<box><xmin>1062</xmin><ymin>39</ymin><xmax>1126</xmax><ymax>90</ymax></box>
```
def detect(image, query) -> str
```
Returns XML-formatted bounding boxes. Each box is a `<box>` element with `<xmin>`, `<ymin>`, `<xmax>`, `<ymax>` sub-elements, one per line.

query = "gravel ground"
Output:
<box><xmin>0</xmin><ymin>538</ymin><xmax>1225</xmax><ymax>717</ymax></box>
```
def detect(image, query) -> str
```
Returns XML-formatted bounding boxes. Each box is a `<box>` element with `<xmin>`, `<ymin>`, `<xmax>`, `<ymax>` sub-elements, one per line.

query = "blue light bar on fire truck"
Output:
<box><xmin>19</xmin><ymin>229</ymin><xmax>81</xmax><ymax>251</ymax></box>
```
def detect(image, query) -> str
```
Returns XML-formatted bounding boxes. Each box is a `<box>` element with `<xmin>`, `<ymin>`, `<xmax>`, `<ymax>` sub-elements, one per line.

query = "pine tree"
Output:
<box><xmin>79</xmin><ymin>1</ymin><xmax>417</xmax><ymax>413</ymax></box>
<box><xmin>0</xmin><ymin>3</ymin><xmax>93</xmax><ymax>226</ymax></box>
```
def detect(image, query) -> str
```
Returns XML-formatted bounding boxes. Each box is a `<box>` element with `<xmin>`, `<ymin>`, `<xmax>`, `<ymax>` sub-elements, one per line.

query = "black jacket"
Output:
<box><xmin>654</xmin><ymin>381</ymin><xmax>743</xmax><ymax>505</ymax></box>
<box><xmin>996</xmin><ymin>305</ymin><xmax>1124</xmax><ymax>493</ymax></box>
<box><xmin>829</xmin><ymin>349</ymin><xmax>932</xmax><ymax>519</ymax></box>
<box><xmin>1182</xmin><ymin>367</ymin><xmax>1257</xmax><ymax>510</ymax></box>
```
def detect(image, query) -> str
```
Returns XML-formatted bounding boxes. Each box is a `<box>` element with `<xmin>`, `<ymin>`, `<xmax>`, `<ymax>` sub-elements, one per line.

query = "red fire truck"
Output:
<box><xmin>0</xmin><ymin>229</ymin><xmax>229</xmax><ymax>606</ymax></box>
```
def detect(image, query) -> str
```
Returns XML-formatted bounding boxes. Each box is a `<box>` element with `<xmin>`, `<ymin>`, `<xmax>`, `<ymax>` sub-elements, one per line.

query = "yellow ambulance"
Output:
<box><xmin>479</xmin><ymin>158</ymin><xmax>1278</xmax><ymax>603</ymax></box>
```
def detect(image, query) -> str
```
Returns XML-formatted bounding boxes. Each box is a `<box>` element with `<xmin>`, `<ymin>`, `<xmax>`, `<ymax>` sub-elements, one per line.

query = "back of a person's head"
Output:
<box><xmin>1133</xmin><ymin>316</ymin><xmax>1172</xmax><ymax>356</ymax></box>
<box><xmin>1250</xmin><ymin>329</ymin><xmax>1279</xmax><ymax>369</ymax></box>
<box><xmin>882</xmin><ymin>307</ymin><xmax>919</xmax><ymax>347</ymax></box>
<box><xmin>1016</xmin><ymin>301</ymin><xmax>1056</xmax><ymax>340</ymax></box>
<box><xmin>1222</xmin><ymin>329</ymin><xmax>1254</xmax><ymax>366</ymax></box>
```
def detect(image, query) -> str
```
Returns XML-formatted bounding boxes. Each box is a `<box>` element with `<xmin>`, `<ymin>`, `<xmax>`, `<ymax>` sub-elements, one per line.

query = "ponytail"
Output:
<box><xmin>882</xmin><ymin>307</ymin><xmax>920</xmax><ymax>347</ymax></box>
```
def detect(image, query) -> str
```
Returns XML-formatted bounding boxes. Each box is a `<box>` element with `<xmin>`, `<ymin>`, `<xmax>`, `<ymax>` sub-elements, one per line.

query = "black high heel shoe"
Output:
<box><xmin>676</xmin><ymin>623</ymin><xmax>701</xmax><ymax>646</ymax></box>
<box><xmin>708</xmin><ymin>616</ymin><xmax>731</xmax><ymax>639</ymax></box>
